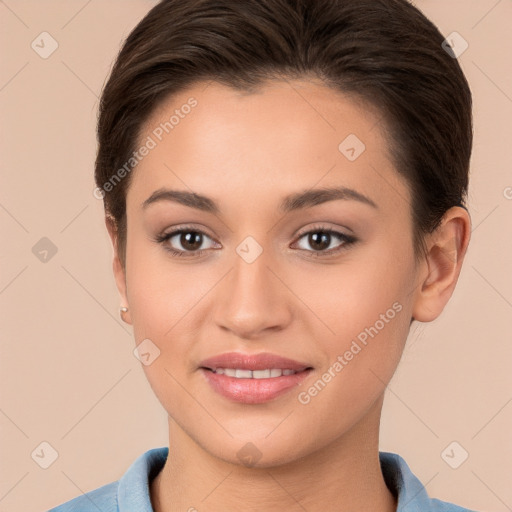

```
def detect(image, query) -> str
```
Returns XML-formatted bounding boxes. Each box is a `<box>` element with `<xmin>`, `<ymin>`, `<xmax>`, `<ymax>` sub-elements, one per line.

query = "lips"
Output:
<box><xmin>199</xmin><ymin>352</ymin><xmax>312</xmax><ymax>372</ymax></box>
<box><xmin>199</xmin><ymin>352</ymin><xmax>313</xmax><ymax>404</ymax></box>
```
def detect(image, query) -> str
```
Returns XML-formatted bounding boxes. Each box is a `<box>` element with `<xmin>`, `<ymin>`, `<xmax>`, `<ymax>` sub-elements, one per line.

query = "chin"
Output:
<box><xmin>198</xmin><ymin>430</ymin><xmax>317</xmax><ymax>469</ymax></box>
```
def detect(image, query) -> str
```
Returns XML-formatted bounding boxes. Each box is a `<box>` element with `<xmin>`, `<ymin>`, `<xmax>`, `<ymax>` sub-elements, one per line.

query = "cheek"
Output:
<box><xmin>296</xmin><ymin>243</ymin><xmax>413</xmax><ymax>397</ymax></box>
<box><xmin>125</xmin><ymin>244</ymin><xmax>228</xmax><ymax>398</ymax></box>
<box><xmin>301</xmin><ymin>246</ymin><xmax>412</xmax><ymax>341</ymax></box>
<box><xmin>125</xmin><ymin>237</ymin><xmax>207</xmax><ymax>336</ymax></box>
<box><xmin>295</xmin><ymin>292</ymin><xmax>410</xmax><ymax>442</ymax></box>
<box><xmin>125</xmin><ymin>252</ymin><xmax>206</xmax><ymax>418</ymax></box>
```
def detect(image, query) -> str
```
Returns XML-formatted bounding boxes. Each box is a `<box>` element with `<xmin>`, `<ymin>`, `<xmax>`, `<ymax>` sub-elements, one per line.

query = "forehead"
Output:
<box><xmin>127</xmin><ymin>79</ymin><xmax>407</xmax><ymax>217</ymax></box>
<box><xmin>140</xmin><ymin>78</ymin><xmax>386</xmax><ymax>153</ymax></box>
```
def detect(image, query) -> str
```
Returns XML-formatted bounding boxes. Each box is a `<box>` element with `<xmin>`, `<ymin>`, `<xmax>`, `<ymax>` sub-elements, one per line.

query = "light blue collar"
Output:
<box><xmin>116</xmin><ymin>447</ymin><xmax>474</xmax><ymax>511</ymax></box>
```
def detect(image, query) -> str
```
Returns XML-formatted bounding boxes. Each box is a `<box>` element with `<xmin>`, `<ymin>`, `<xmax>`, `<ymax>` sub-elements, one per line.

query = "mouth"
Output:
<box><xmin>199</xmin><ymin>352</ymin><xmax>314</xmax><ymax>404</ymax></box>
<box><xmin>203</xmin><ymin>367</ymin><xmax>305</xmax><ymax>378</ymax></box>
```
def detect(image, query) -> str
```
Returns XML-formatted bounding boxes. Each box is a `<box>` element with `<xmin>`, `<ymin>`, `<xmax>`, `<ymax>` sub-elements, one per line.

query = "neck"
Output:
<box><xmin>150</xmin><ymin>396</ymin><xmax>396</xmax><ymax>512</ymax></box>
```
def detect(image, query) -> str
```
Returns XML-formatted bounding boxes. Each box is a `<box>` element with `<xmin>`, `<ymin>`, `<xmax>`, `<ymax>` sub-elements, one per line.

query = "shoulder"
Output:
<box><xmin>47</xmin><ymin>481</ymin><xmax>118</xmax><ymax>511</ymax></box>
<box><xmin>46</xmin><ymin>446</ymin><xmax>168</xmax><ymax>512</ymax></box>
<box><xmin>379</xmin><ymin>451</ymin><xmax>480</xmax><ymax>512</ymax></box>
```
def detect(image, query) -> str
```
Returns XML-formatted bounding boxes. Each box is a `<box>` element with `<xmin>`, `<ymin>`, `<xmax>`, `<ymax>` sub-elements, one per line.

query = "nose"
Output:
<box><xmin>213</xmin><ymin>245</ymin><xmax>293</xmax><ymax>340</ymax></box>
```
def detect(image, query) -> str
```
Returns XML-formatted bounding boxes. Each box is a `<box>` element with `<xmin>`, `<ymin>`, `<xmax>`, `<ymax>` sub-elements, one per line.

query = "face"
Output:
<box><xmin>114</xmin><ymin>79</ymin><xmax>421</xmax><ymax>466</ymax></box>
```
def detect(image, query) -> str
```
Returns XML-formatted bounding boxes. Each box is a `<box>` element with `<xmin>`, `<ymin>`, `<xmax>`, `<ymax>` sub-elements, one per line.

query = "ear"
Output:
<box><xmin>411</xmin><ymin>206</ymin><xmax>471</xmax><ymax>323</ymax></box>
<box><xmin>105</xmin><ymin>216</ymin><xmax>132</xmax><ymax>325</ymax></box>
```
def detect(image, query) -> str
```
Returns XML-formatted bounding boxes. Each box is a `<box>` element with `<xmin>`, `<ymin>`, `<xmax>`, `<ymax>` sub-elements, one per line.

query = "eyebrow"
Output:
<box><xmin>141</xmin><ymin>186</ymin><xmax>378</xmax><ymax>214</ymax></box>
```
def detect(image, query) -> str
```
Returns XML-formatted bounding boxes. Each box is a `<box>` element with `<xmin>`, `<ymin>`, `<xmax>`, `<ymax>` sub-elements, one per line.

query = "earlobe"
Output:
<box><xmin>105</xmin><ymin>216</ymin><xmax>132</xmax><ymax>325</ymax></box>
<box><xmin>411</xmin><ymin>206</ymin><xmax>471</xmax><ymax>323</ymax></box>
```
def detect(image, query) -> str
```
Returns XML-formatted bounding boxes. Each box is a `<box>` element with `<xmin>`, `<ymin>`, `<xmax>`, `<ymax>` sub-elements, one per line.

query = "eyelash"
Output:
<box><xmin>153</xmin><ymin>224</ymin><xmax>358</xmax><ymax>259</ymax></box>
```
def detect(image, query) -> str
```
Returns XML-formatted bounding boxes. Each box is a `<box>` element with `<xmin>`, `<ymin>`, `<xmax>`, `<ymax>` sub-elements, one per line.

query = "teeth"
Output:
<box><xmin>211</xmin><ymin>368</ymin><xmax>298</xmax><ymax>379</ymax></box>
<box><xmin>253</xmin><ymin>369</ymin><xmax>271</xmax><ymax>379</ymax></box>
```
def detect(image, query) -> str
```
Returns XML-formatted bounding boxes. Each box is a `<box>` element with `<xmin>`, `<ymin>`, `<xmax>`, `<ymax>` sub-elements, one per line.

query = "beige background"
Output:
<box><xmin>1</xmin><ymin>1</ymin><xmax>511</xmax><ymax>511</ymax></box>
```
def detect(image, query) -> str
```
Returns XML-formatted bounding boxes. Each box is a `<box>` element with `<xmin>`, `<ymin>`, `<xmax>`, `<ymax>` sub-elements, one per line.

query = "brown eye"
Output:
<box><xmin>178</xmin><ymin>231</ymin><xmax>203</xmax><ymax>251</ymax></box>
<box><xmin>307</xmin><ymin>232</ymin><xmax>332</xmax><ymax>251</ymax></box>
<box><xmin>155</xmin><ymin>227</ymin><xmax>218</xmax><ymax>258</ymax></box>
<box><xmin>293</xmin><ymin>227</ymin><xmax>357</xmax><ymax>257</ymax></box>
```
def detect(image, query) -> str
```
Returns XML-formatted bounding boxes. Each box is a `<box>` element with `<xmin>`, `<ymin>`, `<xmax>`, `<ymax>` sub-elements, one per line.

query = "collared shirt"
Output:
<box><xmin>48</xmin><ymin>447</ymin><xmax>478</xmax><ymax>511</ymax></box>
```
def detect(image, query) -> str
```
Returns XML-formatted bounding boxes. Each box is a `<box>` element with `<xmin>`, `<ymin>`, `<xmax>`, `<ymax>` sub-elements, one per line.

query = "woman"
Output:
<box><xmin>49</xmin><ymin>0</ymin><xmax>478</xmax><ymax>510</ymax></box>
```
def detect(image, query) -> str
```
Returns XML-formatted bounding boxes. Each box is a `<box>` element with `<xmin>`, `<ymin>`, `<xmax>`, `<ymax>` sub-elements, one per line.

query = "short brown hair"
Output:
<box><xmin>95</xmin><ymin>0</ymin><xmax>472</xmax><ymax>268</ymax></box>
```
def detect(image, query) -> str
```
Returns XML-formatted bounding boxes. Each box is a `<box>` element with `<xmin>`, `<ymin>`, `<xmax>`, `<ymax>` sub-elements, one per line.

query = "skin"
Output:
<box><xmin>106</xmin><ymin>78</ymin><xmax>471</xmax><ymax>512</ymax></box>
